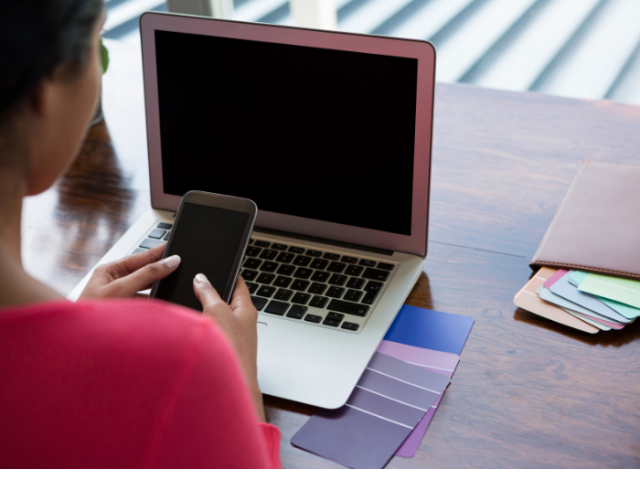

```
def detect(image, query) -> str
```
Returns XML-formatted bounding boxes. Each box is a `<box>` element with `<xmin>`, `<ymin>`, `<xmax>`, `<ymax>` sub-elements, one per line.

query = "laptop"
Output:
<box><xmin>69</xmin><ymin>12</ymin><xmax>436</xmax><ymax>409</ymax></box>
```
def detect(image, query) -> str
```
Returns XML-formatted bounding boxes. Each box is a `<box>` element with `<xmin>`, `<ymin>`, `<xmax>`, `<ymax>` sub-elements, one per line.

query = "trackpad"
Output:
<box><xmin>257</xmin><ymin>322</ymin><xmax>268</xmax><ymax>338</ymax></box>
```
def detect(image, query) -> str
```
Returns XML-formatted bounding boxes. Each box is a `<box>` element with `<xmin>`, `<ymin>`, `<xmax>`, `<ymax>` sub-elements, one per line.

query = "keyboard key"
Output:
<box><xmin>276</xmin><ymin>252</ymin><xmax>294</xmax><ymax>263</ymax></box>
<box><xmin>287</xmin><ymin>305</ymin><xmax>308</xmax><ymax>319</ymax></box>
<box><xmin>345</xmin><ymin>265</ymin><xmax>364</xmax><ymax>277</ymax></box>
<box><xmin>256</xmin><ymin>273</ymin><xmax>275</xmax><ymax>285</ymax></box>
<box><xmin>277</xmin><ymin>264</ymin><xmax>295</xmax><ymax>276</ymax></box>
<box><xmin>347</xmin><ymin>277</ymin><xmax>365</xmax><ymax>289</ymax></box>
<box><xmin>273</xmin><ymin>276</ymin><xmax>292</xmax><ymax>288</ymax></box>
<box><xmin>327</xmin><ymin>262</ymin><xmax>346</xmax><ymax>273</ymax></box>
<box><xmin>291</xmin><ymin>292</ymin><xmax>311</xmax><ymax>305</ymax></box>
<box><xmin>132</xmin><ymin>248</ymin><xmax>146</xmax><ymax>255</ymax></box>
<box><xmin>308</xmin><ymin>283</ymin><xmax>327</xmax><ymax>295</ymax></box>
<box><xmin>251</xmin><ymin>296</ymin><xmax>268</xmax><ymax>311</ymax></box>
<box><xmin>359</xmin><ymin>259</ymin><xmax>376</xmax><ymax>267</ymax></box>
<box><xmin>310</xmin><ymin>271</ymin><xmax>331</xmax><ymax>283</ymax></box>
<box><xmin>341</xmin><ymin>322</ymin><xmax>360</xmax><ymax>331</ymax></box>
<box><xmin>305</xmin><ymin>314</ymin><xmax>323</xmax><ymax>323</ymax></box>
<box><xmin>265</xmin><ymin>300</ymin><xmax>290</xmax><ymax>316</ymax></box>
<box><xmin>272</xmin><ymin>243</ymin><xmax>288</xmax><ymax>251</ymax></box>
<box><xmin>241</xmin><ymin>269</ymin><xmax>258</xmax><ymax>281</ymax></box>
<box><xmin>289</xmin><ymin>246</ymin><xmax>305</xmax><ymax>254</ymax></box>
<box><xmin>362</xmin><ymin>281</ymin><xmax>383</xmax><ymax>305</ymax></box>
<box><xmin>245</xmin><ymin>246</ymin><xmax>261</xmax><ymax>257</ymax></box>
<box><xmin>344</xmin><ymin>289</ymin><xmax>363</xmax><ymax>302</ymax></box>
<box><xmin>246</xmin><ymin>282</ymin><xmax>258</xmax><ymax>294</ymax></box>
<box><xmin>327</xmin><ymin>299</ymin><xmax>370</xmax><ymax>317</ymax></box>
<box><xmin>249</xmin><ymin>239</ymin><xmax>254</xmax><ymax>245</ymax></box>
<box><xmin>323</xmin><ymin>253</ymin><xmax>340</xmax><ymax>260</ymax></box>
<box><xmin>310</xmin><ymin>258</ymin><xmax>328</xmax><ymax>270</ymax></box>
<box><xmin>310</xmin><ymin>296</ymin><xmax>329</xmax><ymax>308</ymax></box>
<box><xmin>341</xmin><ymin>256</ymin><xmax>358</xmax><ymax>264</ymax></box>
<box><xmin>362</xmin><ymin>268</ymin><xmax>390</xmax><ymax>282</ymax></box>
<box><xmin>244</xmin><ymin>258</ymin><xmax>262</xmax><ymax>269</ymax></box>
<box><xmin>274</xmin><ymin>289</ymin><xmax>293</xmax><ymax>301</ymax></box>
<box><xmin>260</xmin><ymin>261</ymin><xmax>278</xmax><ymax>273</ymax></box>
<box><xmin>148</xmin><ymin>228</ymin><xmax>166</xmax><ymax>239</ymax></box>
<box><xmin>326</xmin><ymin>286</ymin><xmax>345</xmax><ymax>298</ymax></box>
<box><xmin>163</xmin><ymin>231</ymin><xmax>171</xmax><ymax>240</ymax></box>
<box><xmin>293</xmin><ymin>268</ymin><xmax>312</xmax><ymax>279</ymax></box>
<box><xmin>328</xmin><ymin>274</ymin><xmax>347</xmax><ymax>286</ymax></box>
<box><xmin>323</xmin><ymin>312</ymin><xmax>344</xmax><ymax>327</ymax></box>
<box><xmin>255</xmin><ymin>240</ymin><xmax>270</xmax><ymax>248</ymax></box>
<box><xmin>291</xmin><ymin>280</ymin><xmax>310</xmax><ymax>291</ymax></box>
<box><xmin>259</xmin><ymin>249</ymin><xmax>278</xmax><ymax>260</ymax></box>
<box><xmin>157</xmin><ymin>222</ymin><xmax>172</xmax><ymax>230</ymax></box>
<box><xmin>257</xmin><ymin>285</ymin><xmax>276</xmax><ymax>297</ymax></box>
<box><xmin>293</xmin><ymin>255</ymin><xmax>312</xmax><ymax>267</ymax></box>
<box><xmin>306</xmin><ymin>250</ymin><xmax>322</xmax><ymax>257</ymax></box>
<box><xmin>377</xmin><ymin>263</ymin><xmax>395</xmax><ymax>271</ymax></box>
<box><xmin>139</xmin><ymin>238</ymin><xmax>163</xmax><ymax>249</ymax></box>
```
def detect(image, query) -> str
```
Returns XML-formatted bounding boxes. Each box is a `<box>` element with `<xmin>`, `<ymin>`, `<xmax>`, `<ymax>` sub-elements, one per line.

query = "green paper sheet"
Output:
<box><xmin>579</xmin><ymin>273</ymin><xmax>640</xmax><ymax>310</ymax></box>
<box><xmin>569</xmin><ymin>270</ymin><xmax>640</xmax><ymax>319</ymax></box>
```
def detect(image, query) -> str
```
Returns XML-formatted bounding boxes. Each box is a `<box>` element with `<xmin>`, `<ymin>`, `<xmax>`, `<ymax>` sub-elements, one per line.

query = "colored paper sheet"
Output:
<box><xmin>376</xmin><ymin>340</ymin><xmax>459</xmax><ymax>377</ymax></box>
<box><xmin>543</xmin><ymin>269</ymin><xmax>570</xmax><ymax>289</ymax></box>
<box><xmin>376</xmin><ymin>345</ymin><xmax>462</xmax><ymax>458</ymax></box>
<box><xmin>568</xmin><ymin>270</ymin><xmax>588</xmax><ymax>286</ymax></box>
<box><xmin>579</xmin><ymin>273</ymin><xmax>640</xmax><ymax>310</ymax></box>
<box><xmin>548</xmin><ymin>274</ymin><xmax>629</xmax><ymax>323</ymax></box>
<box><xmin>383</xmin><ymin>305</ymin><xmax>474</xmax><ymax>355</ymax></box>
<box><xmin>569</xmin><ymin>271</ymin><xmax>640</xmax><ymax>319</ymax></box>
<box><xmin>292</xmin><ymin>353</ymin><xmax>450</xmax><ymax>468</ymax></box>
<box><xmin>513</xmin><ymin>268</ymin><xmax>598</xmax><ymax>333</ymax></box>
<box><xmin>537</xmin><ymin>286</ymin><xmax>621</xmax><ymax>328</ymax></box>
<box><xmin>396</xmin><ymin>407</ymin><xmax>436</xmax><ymax>457</ymax></box>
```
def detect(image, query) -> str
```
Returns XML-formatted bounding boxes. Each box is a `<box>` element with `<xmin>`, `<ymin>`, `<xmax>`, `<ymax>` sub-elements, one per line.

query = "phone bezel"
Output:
<box><xmin>150</xmin><ymin>190</ymin><xmax>258</xmax><ymax>304</ymax></box>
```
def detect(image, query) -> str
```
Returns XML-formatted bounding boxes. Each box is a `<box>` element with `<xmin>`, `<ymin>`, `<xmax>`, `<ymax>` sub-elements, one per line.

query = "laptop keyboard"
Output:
<box><xmin>132</xmin><ymin>222</ymin><xmax>396</xmax><ymax>333</ymax></box>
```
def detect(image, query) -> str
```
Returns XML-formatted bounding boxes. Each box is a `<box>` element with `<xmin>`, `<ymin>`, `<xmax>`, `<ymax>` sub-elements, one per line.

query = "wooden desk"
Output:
<box><xmin>22</xmin><ymin>40</ymin><xmax>640</xmax><ymax>468</ymax></box>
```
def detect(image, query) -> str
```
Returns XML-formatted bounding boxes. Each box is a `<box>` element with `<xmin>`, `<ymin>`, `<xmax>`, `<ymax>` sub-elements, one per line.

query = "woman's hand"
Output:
<box><xmin>79</xmin><ymin>244</ymin><xmax>181</xmax><ymax>299</ymax></box>
<box><xmin>193</xmin><ymin>274</ymin><xmax>265</xmax><ymax>422</ymax></box>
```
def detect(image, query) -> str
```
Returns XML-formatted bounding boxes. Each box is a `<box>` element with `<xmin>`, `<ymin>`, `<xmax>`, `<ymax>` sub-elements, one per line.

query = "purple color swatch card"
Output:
<box><xmin>376</xmin><ymin>341</ymin><xmax>460</xmax><ymax>458</ymax></box>
<box><xmin>383</xmin><ymin>305</ymin><xmax>475</xmax><ymax>355</ymax></box>
<box><xmin>291</xmin><ymin>352</ymin><xmax>450</xmax><ymax>469</ymax></box>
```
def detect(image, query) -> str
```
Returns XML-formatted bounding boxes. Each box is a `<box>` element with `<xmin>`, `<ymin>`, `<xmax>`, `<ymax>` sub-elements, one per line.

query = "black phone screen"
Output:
<box><xmin>154</xmin><ymin>202</ymin><xmax>250</xmax><ymax>310</ymax></box>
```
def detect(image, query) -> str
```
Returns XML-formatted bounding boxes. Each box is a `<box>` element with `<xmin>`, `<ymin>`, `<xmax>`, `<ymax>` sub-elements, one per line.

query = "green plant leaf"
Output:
<box><xmin>100</xmin><ymin>38</ymin><xmax>109</xmax><ymax>75</ymax></box>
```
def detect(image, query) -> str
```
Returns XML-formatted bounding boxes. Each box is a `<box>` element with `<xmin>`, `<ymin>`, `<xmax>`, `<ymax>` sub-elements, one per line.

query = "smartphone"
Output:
<box><xmin>150</xmin><ymin>190</ymin><xmax>257</xmax><ymax>310</ymax></box>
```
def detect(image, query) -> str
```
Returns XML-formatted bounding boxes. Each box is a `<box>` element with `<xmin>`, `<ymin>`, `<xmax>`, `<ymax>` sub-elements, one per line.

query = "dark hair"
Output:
<box><xmin>0</xmin><ymin>0</ymin><xmax>104</xmax><ymax>120</ymax></box>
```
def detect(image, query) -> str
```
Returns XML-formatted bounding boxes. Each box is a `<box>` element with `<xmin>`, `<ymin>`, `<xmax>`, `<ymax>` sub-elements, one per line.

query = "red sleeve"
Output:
<box><xmin>146</xmin><ymin>312</ymin><xmax>282</xmax><ymax>468</ymax></box>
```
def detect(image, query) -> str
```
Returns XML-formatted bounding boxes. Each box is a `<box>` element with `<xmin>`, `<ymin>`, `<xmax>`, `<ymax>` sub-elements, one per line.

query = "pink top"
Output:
<box><xmin>0</xmin><ymin>299</ymin><xmax>281</xmax><ymax>468</ymax></box>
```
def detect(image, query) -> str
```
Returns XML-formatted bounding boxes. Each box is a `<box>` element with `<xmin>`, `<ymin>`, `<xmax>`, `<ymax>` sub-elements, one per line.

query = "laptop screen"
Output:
<box><xmin>155</xmin><ymin>30</ymin><xmax>417</xmax><ymax>236</ymax></box>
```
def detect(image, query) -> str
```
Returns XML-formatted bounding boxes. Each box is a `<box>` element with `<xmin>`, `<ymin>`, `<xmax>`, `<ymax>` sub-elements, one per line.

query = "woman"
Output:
<box><xmin>0</xmin><ymin>1</ymin><xmax>280</xmax><ymax>468</ymax></box>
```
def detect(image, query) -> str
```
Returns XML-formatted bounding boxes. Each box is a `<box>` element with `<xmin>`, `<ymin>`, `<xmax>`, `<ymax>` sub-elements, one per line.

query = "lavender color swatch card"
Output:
<box><xmin>291</xmin><ymin>352</ymin><xmax>450</xmax><ymax>469</ymax></box>
<box><xmin>376</xmin><ymin>340</ymin><xmax>460</xmax><ymax>458</ymax></box>
<box><xmin>383</xmin><ymin>305</ymin><xmax>474</xmax><ymax>355</ymax></box>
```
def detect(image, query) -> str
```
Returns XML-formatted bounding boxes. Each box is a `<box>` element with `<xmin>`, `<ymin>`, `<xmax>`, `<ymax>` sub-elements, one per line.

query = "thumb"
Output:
<box><xmin>193</xmin><ymin>274</ymin><xmax>228</xmax><ymax>317</ymax></box>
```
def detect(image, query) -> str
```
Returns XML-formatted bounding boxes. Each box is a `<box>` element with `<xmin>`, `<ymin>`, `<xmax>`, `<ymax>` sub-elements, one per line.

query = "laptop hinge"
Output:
<box><xmin>253</xmin><ymin>226</ymin><xmax>395</xmax><ymax>256</ymax></box>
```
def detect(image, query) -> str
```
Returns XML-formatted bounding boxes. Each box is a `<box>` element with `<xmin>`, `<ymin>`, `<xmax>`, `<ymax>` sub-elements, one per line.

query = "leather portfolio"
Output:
<box><xmin>530</xmin><ymin>160</ymin><xmax>640</xmax><ymax>280</ymax></box>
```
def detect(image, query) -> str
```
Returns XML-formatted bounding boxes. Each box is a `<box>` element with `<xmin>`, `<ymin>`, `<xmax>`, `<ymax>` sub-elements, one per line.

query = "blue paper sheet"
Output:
<box><xmin>383</xmin><ymin>305</ymin><xmax>475</xmax><ymax>355</ymax></box>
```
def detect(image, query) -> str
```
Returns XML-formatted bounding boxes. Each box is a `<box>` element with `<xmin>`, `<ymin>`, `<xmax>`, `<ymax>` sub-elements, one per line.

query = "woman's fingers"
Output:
<box><xmin>194</xmin><ymin>274</ymin><xmax>229</xmax><ymax>318</ymax></box>
<box><xmin>230</xmin><ymin>277</ymin><xmax>257</xmax><ymax>318</ymax></box>
<box><xmin>109</xmin><ymin>254</ymin><xmax>181</xmax><ymax>297</ymax></box>
<box><xmin>102</xmin><ymin>244</ymin><xmax>167</xmax><ymax>280</ymax></box>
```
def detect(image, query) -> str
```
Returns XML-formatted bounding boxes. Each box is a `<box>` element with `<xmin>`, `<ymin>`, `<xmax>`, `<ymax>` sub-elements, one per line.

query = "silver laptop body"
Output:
<box><xmin>70</xmin><ymin>12</ymin><xmax>436</xmax><ymax>409</ymax></box>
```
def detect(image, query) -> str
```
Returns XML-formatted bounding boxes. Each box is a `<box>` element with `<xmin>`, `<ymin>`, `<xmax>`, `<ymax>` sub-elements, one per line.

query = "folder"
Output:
<box><xmin>530</xmin><ymin>160</ymin><xmax>640</xmax><ymax>280</ymax></box>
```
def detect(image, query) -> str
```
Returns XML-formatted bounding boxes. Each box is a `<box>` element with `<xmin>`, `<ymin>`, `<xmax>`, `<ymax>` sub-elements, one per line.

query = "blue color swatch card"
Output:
<box><xmin>384</xmin><ymin>305</ymin><xmax>475</xmax><ymax>355</ymax></box>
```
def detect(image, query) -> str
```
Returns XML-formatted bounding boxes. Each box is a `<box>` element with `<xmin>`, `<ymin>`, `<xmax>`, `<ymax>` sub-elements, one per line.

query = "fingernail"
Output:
<box><xmin>195</xmin><ymin>273</ymin><xmax>209</xmax><ymax>285</ymax></box>
<box><xmin>162</xmin><ymin>255</ymin><xmax>181</xmax><ymax>268</ymax></box>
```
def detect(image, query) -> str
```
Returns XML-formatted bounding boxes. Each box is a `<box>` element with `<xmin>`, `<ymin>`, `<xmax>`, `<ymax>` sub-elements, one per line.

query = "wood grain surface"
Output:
<box><xmin>21</xmin><ymin>39</ymin><xmax>640</xmax><ymax>468</ymax></box>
